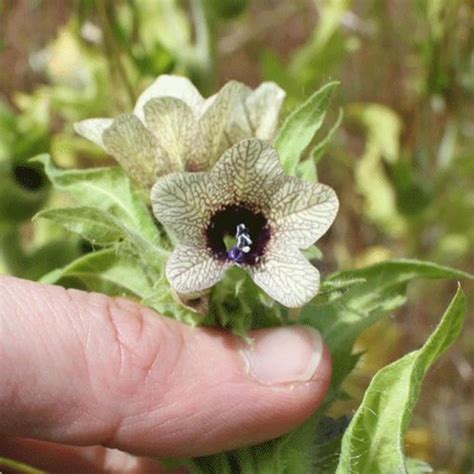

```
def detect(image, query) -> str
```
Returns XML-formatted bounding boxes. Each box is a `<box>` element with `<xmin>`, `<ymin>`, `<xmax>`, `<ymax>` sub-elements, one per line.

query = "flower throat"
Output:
<box><xmin>206</xmin><ymin>204</ymin><xmax>270</xmax><ymax>265</ymax></box>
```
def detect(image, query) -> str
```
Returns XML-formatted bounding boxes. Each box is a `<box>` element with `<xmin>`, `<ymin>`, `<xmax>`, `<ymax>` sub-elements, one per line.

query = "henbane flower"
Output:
<box><xmin>151</xmin><ymin>138</ymin><xmax>339</xmax><ymax>308</ymax></box>
<box><xmin>74</xmin><ymin>75</ymin><xmax>285</xmax><ymax>187</ymax></box>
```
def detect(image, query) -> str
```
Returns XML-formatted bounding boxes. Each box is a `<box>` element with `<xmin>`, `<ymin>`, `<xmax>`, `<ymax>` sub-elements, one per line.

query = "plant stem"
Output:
<box><xmin>0</xmin><ymin>457</ymin><xmax>47</xmax><ymax>474</ymax></box>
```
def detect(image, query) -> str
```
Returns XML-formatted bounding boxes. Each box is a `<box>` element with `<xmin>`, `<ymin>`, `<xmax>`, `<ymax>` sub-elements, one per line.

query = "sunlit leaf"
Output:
<box><xmin>35</xmin><ymin>205</ymin><xmax>169</xmax><ymax>277</ymax></box>
<box><xmin>33</xmin><ymin>154</ymin><xmax>159</xmax><ymax>243</ymax></box>
<box><xmin>41</xmin><ymin>249</ymin><xmax>154</xmax><ymax>299</ymax></box>
<box><xmin>296</xmin><ymin>108</ymin><xmax>343</xmax><ymax>182</ymax></box>
<box><xmin>309</xmin><ymin>108</ymin><xmax>343</xmax><ymax>165</ymax></box>
<box><xmin>275</xmin><ymin>82</ymin><xmax>339</xmax><ymax>175</ymax></box>
<box><xmin>35</xmin><ymin>207</ymin><xmax>126</xmax><ymax>245</ymax></box>
<box><xmin>300</xmin><ymin>259</ymin><xmax>473</xmax><ymax>391</ymax></box>
<box><xmin>336</xmin><ymin>286</ymin><xmax>466</xmax><ymax>473</ymax></box>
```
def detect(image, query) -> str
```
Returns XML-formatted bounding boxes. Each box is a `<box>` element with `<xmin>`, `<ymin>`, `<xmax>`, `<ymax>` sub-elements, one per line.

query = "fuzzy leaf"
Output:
<box><xmin>224</xmin><ymin>418</ymin><xmax>316</xmax><ymax>474</ymax></box>
<box><xmin>309</xmin><ymin>108</ymin><xmax>343</xmax><ymax>165</ymax></box>
<box><xmin>36</xmin><ymin>206</ymin><xmax>168</xmax><ymax>276</ymax></box>
<box><xmin>300</xmin><ymin>259</ymin><xmax>473</xmax><ymax>392</ymax></box>
<box><xmin>297</xmin><ymin>108</ymin><xmax>344</xmax><ymax>182</ymax></box>
<box><xmin>35</xmin><ymin>207</ymin><xmax>126</xmax><ymax>245</ymax></box>
<box><xmin>336</xmin><ymin>286</ymin><xmax>466</xmax><ymax>473</ymax></box>
<box><xmin>33</xmin><ymin>154</ymin><xmax>159</xmax><ymax>243</ymax></box>
<box><xmin>275</xmin><ymin>82</ymin><xmax>339</xmax><ymax>175</ymax></box>
<box><xmin>102</xmin><ymin>113</ymin><xmax>169</xmax><ymax>188</ymax></box>
<box><xmin>295</xmin><ymin>158</ymin><xmax>318</xmax><ymax>183</ymax></box>
<box><xmin>41</xmin><ymin>249</ymin><xmax>154</xmax><ymax>299</ymax></box>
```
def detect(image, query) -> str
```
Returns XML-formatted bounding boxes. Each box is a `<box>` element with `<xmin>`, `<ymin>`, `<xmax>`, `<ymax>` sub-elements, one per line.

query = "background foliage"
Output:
<box><xmin>0</xmin><ymin>0</ymin><xmax>473</xmax><ymax>471</ymax></box>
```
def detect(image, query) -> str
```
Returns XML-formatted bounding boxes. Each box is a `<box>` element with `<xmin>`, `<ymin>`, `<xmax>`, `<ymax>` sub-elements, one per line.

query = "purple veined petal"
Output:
<box><xmin>246</xmin><ymin>82</ymin><xmax>286</xmax><ymax>140</ymax></box>
<box><xmin>269</xmin><ymin>177</ymin><xmax>339</xmax><ymax>249</ymax></box>
<box><xmin>151</xmin><ymin>171</ymin><xmax>215</xmax><ymax>246</ymax></box>
<box><xmin>247</xmin><ymin>239</ymin><xmax>320</xmax><ymax>308</ymax></box>
<box><xmin>102</xmin><ymin>114</ymin><xmax>171</xmax><ymax>188</ymax></box>
<box><xmin>199</xmin><ymin>81</ymin><xmax>247</xmax><ymax>166</ymax></box>
<box><xmin>221</xmin><ymin>82</ymin><xmax>286</xmax><ymax>146</ymax></box>
<box><xmin>209</xmin><ymin>139</ymin><xmax>286</xmax><ymax>208</ymax></box>
<box><xmin>166</xmin><ymin>245</ymin><xmax>231</xmax><ymax>294</ymax></box>
<box><xmin>144</xmin><ymin>97</ymin><xmax>203</xmax><ymax>171</ymax></box>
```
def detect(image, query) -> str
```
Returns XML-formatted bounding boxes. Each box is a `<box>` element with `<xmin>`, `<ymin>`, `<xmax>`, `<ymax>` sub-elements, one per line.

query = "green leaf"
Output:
<box><xmin>226</xmin><ymin>417</ymin><xmax>316</xmax><ymax>474</ymax></box>
<box><xmin>336</xmin><ymin>286</ymin><xmax>466</xmax><ymax>474</ymax></box>
<box><xmin>35</xmin><ymin>207</ymin><xmax>126</xmax><ymax>245</ymax></box>
<box><xmin>295</xmin><ymin>158</ymin><xmax>318</xmax><ymax>183</ymax></box>
<box><xmin>309</xmin><ymin>108</ymin><xmax>344</xmax><ymax>165</ymax></box>
<box><xmin>300</xmin><ymin>259</ymin><xmax>473</xmax><ymax>391</ymax></box>
<box><xmin>41</xmin><ymin>249</ymin><xmax>154</xmax><ymax>299</ymax></box>
<box><xmin>274</xmin><ymin>82</ymin><xmax>339</xmax><ymax>175</ymax></box>
<box><xmin>0</xmin><ymin>457</ymin><xmax>46</xmax><ymax>474</ymax></box>
<box><xmin>296</xmin><ymin>108</ymin><xmax>343</xmax><ymax>182</ymax></box>
<box><xmin>36</xmin><ymin>206</ymin><xmax>169</xmax><ymax>279</ymax></box>
<box><xmin>33</xmin><ymin>154</ymin><xmax>159</xmax><ymax>243</ymax></box>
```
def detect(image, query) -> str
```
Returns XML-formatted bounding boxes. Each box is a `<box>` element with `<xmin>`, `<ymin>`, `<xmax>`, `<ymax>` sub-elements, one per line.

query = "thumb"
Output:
<box><xmin>0</xmin><ymin>276</ymin><xmax>331</xmax><ymax>458</ymax></box>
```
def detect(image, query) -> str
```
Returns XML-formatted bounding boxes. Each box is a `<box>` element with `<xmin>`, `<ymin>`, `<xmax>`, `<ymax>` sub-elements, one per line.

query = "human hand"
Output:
<box><xmin>0</xmin><ymin>276</ymin><xmax>331</xmax><ymax>473</ymax></box>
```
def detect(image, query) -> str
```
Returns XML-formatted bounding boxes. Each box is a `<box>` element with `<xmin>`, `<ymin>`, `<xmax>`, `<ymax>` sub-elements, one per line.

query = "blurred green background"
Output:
<box><xmin>0</xmin><ymin>0</ymin><xmax>473</xmax><ymax>471</ymax></box>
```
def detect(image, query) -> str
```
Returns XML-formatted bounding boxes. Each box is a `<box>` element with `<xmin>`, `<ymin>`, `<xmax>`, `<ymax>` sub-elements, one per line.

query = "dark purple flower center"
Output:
<box><xmin>206</xmin><ymin>204</ymin><xmax>270</xmax><ymax>265</ymax></box>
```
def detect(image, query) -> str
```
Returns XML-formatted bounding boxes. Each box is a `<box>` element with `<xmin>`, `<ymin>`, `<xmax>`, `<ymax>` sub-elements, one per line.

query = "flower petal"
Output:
<box><xmin>269</xmin><ymin>177</ymin><xmax>339</xmax><ymax>248</ymax></box>
<box><xmin>222</xmin><ymin>82</ymin><xmax>286</xmax><ymax>144</ymax></box>
<box><xmin>210</xmin><ymin>139</ymin><xmax>285</xmax><ymax>208</ymax></box>
<box><xmin>247</xmin><ymin>241</ymin><xmax>320</xmax><ymax>307</ymax></box>
<box><xmin>74</xmin><ymin>118</ymin><xmax>113</xmax><ymax>149</ymax></box>
<box><xmin>134</xmin><ymin>75</ymin><xmax>204</xmax><ymax>120</ymax></box>
<box><xmin>144</xmin><ymin>97</ymin><xmax>203</xmax><ymax>171</ymax></box>
<box><xmin>102</xmin><ymin>114</ymin><xmax>170</xmax><ymax>188</ymax></box>
<box><xmin>151</xmin><ymin>171</ymin><xmax>214</xmax><ymax>246</ymax></box>
<box><xmin>246</xmin><ymin>82</ymin><xmax>286</xmax><ymax>140</ymax></box>
<box><xmin>199</xmin><ymin>81</ymin><xmax>247</xmax><ymax>165</ymax></box>
<box><xmin>166</xmin><ymin>245</ymin><xmax>229</xmax><ymax>294</ymax></box>
<box><xmin>223</xmin><ymin>85</ymin><xmax>253</xmax><ymax>144</ymax></box>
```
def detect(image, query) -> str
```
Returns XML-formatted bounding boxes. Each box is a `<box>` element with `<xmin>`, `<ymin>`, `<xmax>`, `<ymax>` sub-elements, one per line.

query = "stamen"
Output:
<box><xmin>206</xmin><ymin>204</ymin><xmax>270</xmax><ymax>265</ymax></box>
<box><xmin>229</xmin><ymin>223</ymin><xmax>253</xmax><ymax>263</ymax></box>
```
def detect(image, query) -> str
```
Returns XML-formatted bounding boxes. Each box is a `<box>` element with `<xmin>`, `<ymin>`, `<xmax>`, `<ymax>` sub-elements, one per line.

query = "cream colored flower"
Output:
<box><xmin>74</xmin><ymin>75</ymin><xmax>285</xmax><ymax>187</ymax></box>
<box><xmin>151</xmin><ymin>138</ymin><xmax>338</xmax><ymax>308</ymax></box>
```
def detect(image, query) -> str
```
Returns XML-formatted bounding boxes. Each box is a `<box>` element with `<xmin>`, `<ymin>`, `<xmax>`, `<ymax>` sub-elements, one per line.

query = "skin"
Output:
<box><xmin>0</xmin><ymin>275</ymin><xmax>331</xmax><ymax>473</ymax></box>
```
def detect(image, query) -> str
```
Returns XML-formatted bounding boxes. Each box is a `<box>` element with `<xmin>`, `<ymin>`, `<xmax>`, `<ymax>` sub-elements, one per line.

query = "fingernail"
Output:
<box><xmin>242</xmin><ymin>326</ymin><xmax>323</xmax><ymax>386</ymax></box>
